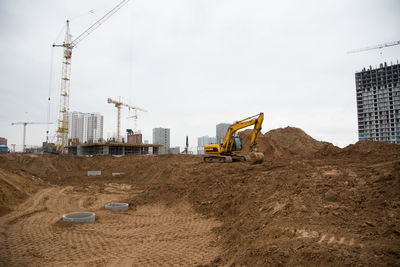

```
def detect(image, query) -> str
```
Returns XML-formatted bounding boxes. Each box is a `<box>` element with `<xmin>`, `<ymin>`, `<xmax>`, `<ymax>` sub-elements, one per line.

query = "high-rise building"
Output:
<box><xmin>197</xmin><ymin>136</ymin><xmax>216</xmax><ymax>154</ymax></box>
<box><xmin>198</xmin><ymin>136</ymin><xmax>217</xmax><ymax>147</ymax></box>
<box><xmin>153</xmin><ymin>127</ymin><xmax>170</xmax><ymax>154</ymax></box>
<box><xmin>69</xmin><ymin>112</ymin><xmax>104</xmax><ymax>144</ymax></box>
<box><xmin>69</xmin><ymin>112</ymin><xmax>84</xmax><ymax>142</ymax></box>
<box><xmin>355</xmin><ymin>62</ymin><xmax>400</xmax><ymax>143</ymax></box>
<box><xmin>216</xmin><ymin>123</ymin><xmax>231</xmax><ymax>144</ymax></box>
<box><xmin>86</xmin><ymin>113</ymin><xmax>103</xmax><ymax>143</ymax></box>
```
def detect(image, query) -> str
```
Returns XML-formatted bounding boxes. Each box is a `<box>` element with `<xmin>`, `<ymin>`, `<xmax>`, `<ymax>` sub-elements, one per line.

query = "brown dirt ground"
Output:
<box><xmin>0</xmin><ymin>127</ymin><xmax>400</xmax><ymax>266</ymax></box>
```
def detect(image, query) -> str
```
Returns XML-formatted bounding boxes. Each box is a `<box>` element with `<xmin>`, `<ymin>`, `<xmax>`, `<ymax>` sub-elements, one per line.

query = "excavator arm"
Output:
<box><xmin>220</xmin><ymin>113</ymin><xmax>264</xmax><ymax>154</ymax></box>
<box><xmin>249</xmin><ymin>113</ymin><xmax>263</xmax><ymax>151</ymax></box>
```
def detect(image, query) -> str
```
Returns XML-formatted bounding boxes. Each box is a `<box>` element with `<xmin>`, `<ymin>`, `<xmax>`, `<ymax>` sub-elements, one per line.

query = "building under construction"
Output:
<box><xmin>356</xmin><ymin>62</ymin><xmax>400</xmax><ymax>143</ymax></box>
<box><xmin>68</xmin><ymin>132</ymin><xmax>162</xmax><ymax>156</ymax></box>
<box><xmin>68</xmin><ymin>142</ymin><xmax>162</xmax><ymax>156</ymax></box>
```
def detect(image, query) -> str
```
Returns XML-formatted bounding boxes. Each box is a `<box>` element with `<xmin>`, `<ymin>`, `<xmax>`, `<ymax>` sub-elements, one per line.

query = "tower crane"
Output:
<box><xmin>11</xmin><ymin>122</ymin><xmax>53</xmax><ymax>153</ymax></box>
<box><xmin>127</xmin><ymin>105</ymin><xmax>147</xmax><ymax>133</ymax></box>
<box><xmin>347</xmin><ymin>40</ymin><xmax>400</xmax><ymax>54</ymax></box>
<box><xmin>53</xmin><ymin>0</ymin><xmax>130</xmax><ymax>153</ymax></box>
<box><xmin>107</xmin><ymin>97</ymin><xmax>144</xmax><ymax>142</ymax></box>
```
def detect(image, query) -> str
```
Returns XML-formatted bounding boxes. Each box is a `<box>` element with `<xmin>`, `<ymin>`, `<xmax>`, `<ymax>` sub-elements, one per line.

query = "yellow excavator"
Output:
<box><xmin>203</xmin><ymin>112</ymin><xmax>265</xmax><ymax>163</ymax></box>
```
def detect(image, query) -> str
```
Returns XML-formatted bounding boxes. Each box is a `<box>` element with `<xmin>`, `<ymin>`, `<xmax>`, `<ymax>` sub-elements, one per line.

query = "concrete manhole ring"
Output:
<box><xmin>105</xmin><ymin>203</ymin><xmax>129</xmax><ymax>210</ymax></box>
<box><xmin>62</xmin><ymin>212</ymin><xmax>96</xmax><ymax>223</ymax></box>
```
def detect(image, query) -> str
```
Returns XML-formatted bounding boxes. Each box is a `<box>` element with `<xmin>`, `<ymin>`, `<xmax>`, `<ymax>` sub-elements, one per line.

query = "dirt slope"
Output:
<box><xmin>239</xmin><ymin>129</ymin><xmax>294</xmax><ymax>160</ymax></box>
<box><xmin>0</xmin><ymin>128</ymin><xmax>400</xmax><ymax>266</ymax></box>
<box><xmin>239</xmin><ymin>126</ymin><xmax>340</xmax><ymax>159</ymax></box>
<box><xmin>264</xmin><ymin>126</ymin><xmax>341</xmax><ymax>156</ymax></box>
<box><xmin>0</xmin><ymin>162</ymin><xmax>42</xmax><ymax>216</ymax></box>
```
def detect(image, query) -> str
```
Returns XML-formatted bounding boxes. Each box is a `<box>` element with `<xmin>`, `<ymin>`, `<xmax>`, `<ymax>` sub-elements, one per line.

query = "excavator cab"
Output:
<box><xmin>231</xmin><ymin>135</ymin><xmax>242</xmax><ymax>152</ymax></box>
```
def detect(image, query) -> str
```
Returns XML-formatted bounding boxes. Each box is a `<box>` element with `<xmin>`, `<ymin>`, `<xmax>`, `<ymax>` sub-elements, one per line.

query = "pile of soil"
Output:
<box><xmin>265</xmin><ymin>127</ymin><xmax>336</xmax><ymax>155</ymax></box>
<box><xmin>239</xmin><ymin>129</ymin><xmax>294</xmax><ymax>159</ymax></box>
<box><xmin>239</xmin><ymin>126</ymin><xmax>340</xmax><ymax>159</ymax></box>
<box><xmin>0</xmin><ymin>127</ymin><xmax>399</xmax><ymax>266</ymax></box>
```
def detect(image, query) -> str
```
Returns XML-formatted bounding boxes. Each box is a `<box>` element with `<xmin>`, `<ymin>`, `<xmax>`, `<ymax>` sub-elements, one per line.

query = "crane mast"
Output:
<box><xmin>11</xmin><ymin>122</ymin><xmax>53</xmax><ymax>153</ymax></box>
<box><xmin>53</xmin><ymin>0</ymin><xmax>130</xmax><ymax>153</ymax></box>
<box><xmin>127</xmin><ymin>106</ymin><xmax>147</xmax><ymax>133</ymax></box>
<box><xmin>54</xmin><ymin>21</ymin><xmax>72</xmax><ymax>152</ymax></box>
<box><xmin>107</xmin><ymin>97</ymin><xmax>138</xmax><ymax>142</ymax></box>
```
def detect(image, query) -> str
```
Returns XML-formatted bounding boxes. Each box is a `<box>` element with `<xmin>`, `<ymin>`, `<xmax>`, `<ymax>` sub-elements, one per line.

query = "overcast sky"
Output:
<box><xmin>0</xmin><ymin>0</ymin><xmax>399</xmax><ymax>151</ymax></box>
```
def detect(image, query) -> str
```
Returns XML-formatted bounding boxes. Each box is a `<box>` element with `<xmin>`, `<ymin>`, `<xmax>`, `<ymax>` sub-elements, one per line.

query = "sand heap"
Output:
<box><xmin>239</xmin><ymin>126</ymin><xmax>340</xmax><ymax>158</ymax></box>
<box><xmin>265</xmin><ymin>126</ymin><xmax>340</xmax><ymax>156</ymax></box>
<box><xmin>0</xmin><ymin>127</ymin><xmax>400</xmax><ymax>266</ymax></box>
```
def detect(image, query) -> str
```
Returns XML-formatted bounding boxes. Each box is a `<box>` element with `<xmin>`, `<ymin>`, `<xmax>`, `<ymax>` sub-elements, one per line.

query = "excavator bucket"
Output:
<box><xmin>246</xmin><ymin>151</ymin><xmax>264</xmax><ymax>164</ymax></box>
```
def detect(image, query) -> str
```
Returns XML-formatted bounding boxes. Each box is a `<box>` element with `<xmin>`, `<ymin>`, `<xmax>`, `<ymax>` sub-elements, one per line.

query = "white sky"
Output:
<box><xmin>0</xmin><ymin>0</ymin><xmax>399</xmax><ymax>151</ymax></box>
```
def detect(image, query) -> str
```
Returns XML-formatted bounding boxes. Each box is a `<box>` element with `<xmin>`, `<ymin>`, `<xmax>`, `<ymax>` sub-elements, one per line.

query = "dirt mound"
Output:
<box><xmin>126</xmin><ymin>152</ymin><xmax>400</xmax><ymax>266</ymax></box>
<box><xmin>265</xmin><ymin>126</ymin><xmax>340</xmax><ymax>156</ymax></box>
<box><xmin>239</xmin><ymin>126</ymin><xmax>339</xmax><ymax>159</ymax></box>
<box><xmin>1</xmin><ymin>129</ymin><xmax>400</xmax><ymax>266</ymax></box>
<box><xmin>342</xmin><ymin>140</ymin><xmax>400</xmax><ymax>156</ymax></box>
<box><xmin>238</xmin><ymin>129</ymin><xmax>294</xmax><ymax>159</ymax></box>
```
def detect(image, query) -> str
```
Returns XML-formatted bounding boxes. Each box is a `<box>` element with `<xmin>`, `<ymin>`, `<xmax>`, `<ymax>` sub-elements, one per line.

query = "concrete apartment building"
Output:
<box><xmin>216</xmin><ymin>123</ymin><xmax>230</xmax><ymax>144</ymax></box>
<box><xmin>197</xmin><ymin>136</ymin><xmax>216</xmax><ymax>154</ymax></box>
<box><xmin>153</xmin><ymin>127</ymin><xmax>170</xmax><ymax>154</ymax></box>
<box><xmin>356</xmin><ymin>62</ymin><xmax>400</xmax><ymax>143</ymax></box>
<box><xmin>69</xmin><ymin>112</ymin><xmax>104</xmax><ymax>144</ymax></box>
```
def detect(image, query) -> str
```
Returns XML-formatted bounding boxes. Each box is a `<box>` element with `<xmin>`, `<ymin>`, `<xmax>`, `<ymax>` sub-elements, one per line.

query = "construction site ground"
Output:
<box><xmin>0</xmin><ymin>127</ymin><xmax>399</xmax><ymax>266</ymax></box>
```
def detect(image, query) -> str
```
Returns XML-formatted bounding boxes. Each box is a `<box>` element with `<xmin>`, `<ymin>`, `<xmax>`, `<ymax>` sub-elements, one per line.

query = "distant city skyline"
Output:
<box><xmin>1</xmin><ymin>1</ymin><xmax>399</xmax><ymax>151</ymax></box>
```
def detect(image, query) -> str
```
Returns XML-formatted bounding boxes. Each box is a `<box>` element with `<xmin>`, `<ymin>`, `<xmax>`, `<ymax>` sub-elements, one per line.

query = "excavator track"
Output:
<box><xmin>203</xmin><ymin>155</ymin><xmax>250</xmax><ymax>163</ymax></box>
<box><xmin>203</xmin><ymin>155</ymin><xmax>233</xmax><ymax>163</ymax></box>
<box><xmin>203</xmin><ymin>152</ymin><xmax>264</xmax><ymax>164</ymax></box>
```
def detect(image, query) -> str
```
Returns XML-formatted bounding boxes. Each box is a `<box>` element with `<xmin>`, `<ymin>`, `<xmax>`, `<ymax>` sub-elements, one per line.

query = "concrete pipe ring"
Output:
<box><xmin>62</xmin><ymin>212</ymin><xmax>96</xmax><ymax>223</ymax></box>
<box><xmin>105</xmin><ymin>203</ymin><xmax>129</xmax><ymax>210</ymax></box>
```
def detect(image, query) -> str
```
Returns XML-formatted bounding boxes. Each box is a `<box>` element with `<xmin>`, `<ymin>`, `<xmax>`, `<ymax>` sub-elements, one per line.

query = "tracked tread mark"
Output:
<box><xmin>0</xmin><ymin>188</ymin><xmax>221</xmax><ymax>267</ymax></box>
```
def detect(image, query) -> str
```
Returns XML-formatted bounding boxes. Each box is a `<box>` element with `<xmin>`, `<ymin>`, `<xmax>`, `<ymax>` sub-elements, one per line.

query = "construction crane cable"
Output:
<box><xmin>70</xmin><ymin>9</ymin><xmax>96</xmax><ymax>21</ymax></box>
<box><xmin>71</xmin><ymin>0</ymin><xmax>130</xmax><ymax>47</ymax></box>
<box><xmin>53</xmin><ymin>24</ymin><xmax>66</xmax><ymax>45</ymax></box>
<box><xmin>46</xmin><ymin>47</ymin><xmax>55</xmax><ymax>143</ymax></box>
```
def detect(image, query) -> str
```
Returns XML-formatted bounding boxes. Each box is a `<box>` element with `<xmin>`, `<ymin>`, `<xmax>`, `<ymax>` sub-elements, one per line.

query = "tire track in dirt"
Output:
<box><xmin>0</xmin><ymin>185</ymin><xmax>221</xmax><ymax>266</ymax></box>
